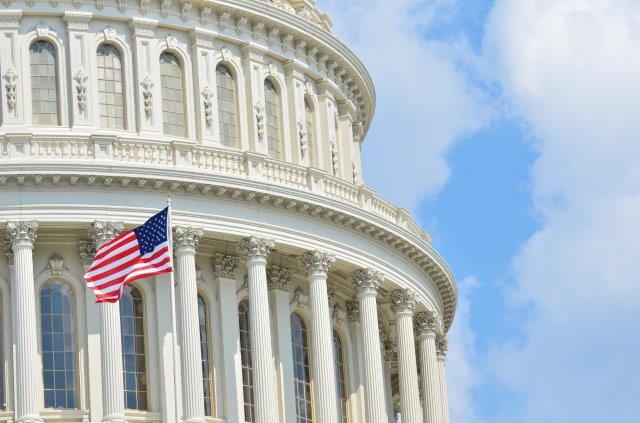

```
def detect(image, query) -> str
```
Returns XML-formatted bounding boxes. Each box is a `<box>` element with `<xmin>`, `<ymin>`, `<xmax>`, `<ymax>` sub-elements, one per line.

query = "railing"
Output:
<box><xmin>1</xmin><ymin>135</ymin><xmax>430</xmax><ymax>243</ymax></box>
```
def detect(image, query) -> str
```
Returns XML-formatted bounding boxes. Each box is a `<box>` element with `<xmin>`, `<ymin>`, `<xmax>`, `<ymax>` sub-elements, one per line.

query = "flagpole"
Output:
<box><xmin>167</xmin><ymin>195</ymin><xmax>181</xmax><ymax>422</ymax></box>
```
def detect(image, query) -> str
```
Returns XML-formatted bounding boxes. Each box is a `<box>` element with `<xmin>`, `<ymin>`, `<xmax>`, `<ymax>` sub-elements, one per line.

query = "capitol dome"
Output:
<box><xmin>0</xmin><ymin>0</ymin><xmax>456</xmax><ymax>422</ymax></box>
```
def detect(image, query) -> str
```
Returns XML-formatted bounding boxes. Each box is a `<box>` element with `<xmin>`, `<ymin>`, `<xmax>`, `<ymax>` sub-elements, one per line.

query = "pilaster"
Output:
<box><xmin>189</xmin><ymin>28</ymin><xmax>218</xmax><ymax>144</ymax></box>
<box><xmin>241</xmin><ymin>44</ymin><xmax>267</xmax><ymax>154</ymax></box>
<box><xmin>284</xmin><ymin>60</ymin><xmax>308</xmax><ymax>166</ymax></box>
<box><xmin>129</xmin><ymin>17</ymin><xmax>159</xmax><ymax>135</ymax></box>
<box><xmin>63</xmin><ymin>12</ymin><xmax>93</xmax><ymax>128</ymax></box>
<box><xmin>0</xmin><ymin>10</ymin><xmax>23</xmax><ymax>128</ymax></box>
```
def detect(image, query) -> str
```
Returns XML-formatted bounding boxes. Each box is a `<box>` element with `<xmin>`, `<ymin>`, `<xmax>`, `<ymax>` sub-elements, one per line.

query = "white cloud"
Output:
<box><xmin>318</xmin><ymin>0</ymin><xmax>487</xmax><ymax>211</ymax></box>
<box><xmin>482</xmin><ymin>0</ymin><xmax>640</xmax><ymax>421</ymax></box>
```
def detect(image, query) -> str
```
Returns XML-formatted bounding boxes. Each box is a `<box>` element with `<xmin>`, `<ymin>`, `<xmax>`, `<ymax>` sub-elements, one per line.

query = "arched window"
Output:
<box><xmin>97</xmin><ymin>44</ymin><xmax>125</xmax><ymax>129</ymax></box>
<box><xmin>264</xmin><ymin>79</ymin><xmax>282</xmax><ymax>159</ymax></box>
<box><xmin>238</xmin><ymin>299</ymin><xmax>254</xmax><ymax>422</ymax></box>
<box><xmin>120</xmin><ymin>285</ymin><xmax>147</xmax><ymax>410</ymax></box>
<box><xmin>216</xmin><ymin>63</ymin><xmax>239</xmax><ymax>147</ymax></box>
<box><xmin>30</xmin><ymin>40</ymin><xmax>59</xmax><ymax>126</ymax></box>
<box><xmin>305</xmin><ymin>97</ymin><xmax>315</xmax><ymax>165</ymax></box>
<box><xmin>160</xmin><ymin>52</ymin><xmax>186</xmax><ymax>137</ymax></box>
<box><xmin>0</xmin><ymin>292</ymin><xmax>5</xmax><ymax>410</ymax></box>
<box><xmin>198</xmin><ymin>294</ymin><xmax>213</xmax><ymax>416</ymax></box>
<box><xmin>291</xmin><ymin>312</ymin><xmax>312</xmax><ymax>423</ymax></box>
<box><xmin>41</xmin><ymin>281</ymin><xmax>78</xmax><ymax>409</ymax></box>
<box><xmin>333</xmin><ymin>330</ymin><xmax>348</xmax><ymax>423</ymax></box>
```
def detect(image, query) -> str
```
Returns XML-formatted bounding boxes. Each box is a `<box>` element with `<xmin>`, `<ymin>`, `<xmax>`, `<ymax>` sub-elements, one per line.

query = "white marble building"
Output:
<box><xmin>0</xmin><ymin>0</ymin><xmax>457</xmax><ymax>422</ymax></box>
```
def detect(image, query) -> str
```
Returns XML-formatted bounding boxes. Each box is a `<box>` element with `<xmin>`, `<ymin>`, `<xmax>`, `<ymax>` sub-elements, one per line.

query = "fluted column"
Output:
<box><xmin>388</xmin><ymin>290</ymin><xmax>423</xmax><ymax>423</ymax></box>
<box><xmin>436</xmin><ymin>335</ymin><xmax>450</xmax><ymax>423</ymax></box>
<box><xmin>415</xmin><ymin>312</ymin><xmax>442</xmax><ymax>423</ymax></box>
<box><xmin>301</xmin><ymin>251</ymin><xmax>339</xmax><ymax>423</ymax></box>
<box><xmin>238</xmin><ymin>237</ymin><xmax>277</xmax><ymax>423</ymax></box>
<box><xmin>90</xmin><ymin>221</ymin><xmax>126</xmax><ymax>423</ymax></box>
<box><xmin>6</xmin><ymin>221</ymin><xmax>41</xmax><ymax>423</ymax></box>
<box><xmin>174</xmin><ymin>226</ymin><xmax>206</xmax><ymax>423</ymax></box>
<box><xmin>353</xmin><ymin>269</ymin><xmax>387</xmax><ymax>423</ymax></box>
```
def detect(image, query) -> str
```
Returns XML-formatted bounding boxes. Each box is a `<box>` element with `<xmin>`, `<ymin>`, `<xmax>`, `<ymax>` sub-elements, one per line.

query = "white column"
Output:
<box><xmin>90</xmin><ymin>221</ymin><xmax>126</xmax><ymax>423</ymax></box>
<box><xmin>436</xmin><ymin>335</ymin><xmax>450</xmax><ymax>423</ymax></box>
<box><xmin>415</xmin><ymin>312</ymin><xmax>442</xmax><ymax>423</ymax></box>
<box><xmin>346</xmin><ymin>302</ymin><xmax>366</xmax><ymax>423</ymax></box>
<box><xmin>174</xmin><ymin>227</ymin><xmax>206</xmax><ymax>423</ymax></box>
<box><xmin>6</xmin><ymin>221</ymin><xmax>41</xmax><ymax>423</ymax></box>
<box><xmin>388</xmin><ymin>290</ymin><xmax>423</xmax><ymax>423</ymax></box>
<box><xmin>63</xmin><ymin>11</ymin><xmax>94</xmax><ymax>128</ymax></box>
<box><xmin>241</xmin><ymin>44</ymin><xmax>267</xmax><ymax>153</ymax></box>
<box><xmin>238</xmin><ymin>237</ymin><xmax>278</xmax><ymax>423</ymax></box>
<box><xmin>267</xmin><ymin>266</ymin><xmax>296</xmax><ymax>423</ymax></box>
<box><xmin>352</xmin><ymin>269</ymin><xmax>387</xmax><ymax>423</ymax></box>
<box><xmin>212</xmin><ymin>255</ymin><xmax>244</xmax><ymax>422</ymax></box>
<box><xmin>129</xmin><ymin>17</ymin><xmax>160</xmax><ymax>135</ymax></box>
<box><xmin>301</xmin><ymin>251</ymin><xmax>339</xmax><ymax>423</ymax></box>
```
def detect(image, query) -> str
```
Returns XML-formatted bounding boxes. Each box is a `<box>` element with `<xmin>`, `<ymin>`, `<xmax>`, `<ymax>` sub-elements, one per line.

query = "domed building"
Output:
<box><xmin>0</xmin><ymin>0</ymin><xmax>457</xmax><ymax>422</ymax></box>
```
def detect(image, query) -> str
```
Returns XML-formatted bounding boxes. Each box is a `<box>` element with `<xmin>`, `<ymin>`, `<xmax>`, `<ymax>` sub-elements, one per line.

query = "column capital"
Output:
<box><xmin>267</xmin><ymin>265</ymin><xmax>292</xmax><ymax>292</ymax></box>
<box><xmin>436</xmin><ymin>334</ymin><xmax>448</xmax><ymax>358</ymax></box>
<box><xmin>173</xmin><ymin>226</ymin><xmax>203</xmax><ymax>255</ymax></box>
<box><xmin>4</xmin><ymin>243</ymin><xmax>13</xmax><ymax>265</ymax></box>
<box><xmin>352</xmin><ymin>268</ymin><xmax>384</xmax><ymax>296</ymax></box>
<box><xmin>414</xmin><ymin>311</ymin><xmax>439</xmax><ymax>338</ymax></box>
<box><xmin>6</xmin><ymin>220</ymin><xmax>38</xmax><ymax>247</ymax></box>
<box><xmin>346</xmin><ymin>301</ymin><xmax>359</xmax><ymax>323</ymax></box>
<box><xmin>78</xmin><ymin>241</ymin><xmax>96</xmax><ymax>267</ymax></box>
<box><xmin>238</xmin><ymin>236</ymin><xmax>274</xmax><ymax>262</ymax></box>
<box><xmin>211</xmin><ymin>254</ymin><xmax>238</xmax><ymax>279</ymax></box>
<box><xmin>89</xmin><ymin>221</ymin><xmax>124</xmax><ymax>248</ymax></box>
<box><xmin>388</xmin><ymin>289</ymin><xmax>416</xmax><ymax>315</ymax></box>
<box><xmin>301</xmin><ymin>250</ymin><xmax>335</xmax><ymax>276</ymax></box>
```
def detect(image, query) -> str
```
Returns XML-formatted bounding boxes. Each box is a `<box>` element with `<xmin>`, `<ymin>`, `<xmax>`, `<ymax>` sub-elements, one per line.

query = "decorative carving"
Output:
<box><xmin>212</xmin><ymin>254</ymin><xmax>238</xmax><ymax>279</ymax></box>
<box><xmin>297</xmin><ymin>117</ymin><xmax>308</xmax><ymax>160</ymax></box>
<box><xmin>281</xmin><ymin>33</ymin><xmax>294</xmax><ymax>52</ymax></box>
<box><xmin>201</xmin><ymin>86</ymin><xmax>214</xmax><ymax>127</ymax></box>
<box><xmin>267</xmin><ymin>26</ymin><xmax>279</xmax><ymax>45</ymax></box>
<box><xmin>141</xmin><ymin>77</ymin><xmax>154</xmax><ymax>119</ymax></box>
<box><xmin>173</xmin><ymin>226</ymin><xmax>203</xmax><ymax>254</ymax></box>
<box><xmin>78</xmin><ymin>241</ymin><xmax>95</xmax><ymax>266</ymax></box>
<box><xmin>235</xmin><ymin>16</ymin><xmax>248</xmax><ymax>35</ymax></box>
<box><xmin>294</xmin><ymin>39</ymin><xmax>306</xmax><ymax>57</ymax></box>
<box><xmin>267</xmin><ymin>62</ymin><xmax>277</xmax><ymax>77</ymax></box>
<box><xmin>165</xmin><ymin>35</ymin><xmax>178</xmax><ymax>50</ymax></box>
<box><xmin>118</xmin><ymin>0</ymin><xmax>127</xmax><ymax>13</ymax></box>
<box><xmin>199</xmin><ymin>4</ymin><xmax>211</xmax><ymax>25</ymax></box>
<box><xmin>346</xmin><ymin>301</ymin><xmax>359</xmax><ymax>322</ymax></box>
<box><xmin>352</xmin><ymin>161</ymin><xmax>358</xmax><ymax>183</ymax></box>
<box><xmin>46</xmin><ymin>253</ymin><xmax>65</xmax><ymax>275</ymax></box>
<box><xmin>218</xmin><ymin>10</ymin><xmax>230</xmax><ymax>30</ymax></box>
<box><xmin>327</xmin><ymin>284</ymin><xmax>337</xmax><ymax>306</ymax></box>
<box><xmin>160</xmin><ymin>0</ymin><xmax>172</xmax><ymax>17</ymax></box>
<box><xmin>139</xmin><ymin>0</ymin><xmax>150</xmax><ymax>14</ymax></box>
<box><xmin>290</xmin><ymin>287</ymin><xmax>308</xmax><ymax>308</ymax></box>
<box><xmin>332</xmin><ymin>303</ymin><xmax>346</xmax><ymax>324</ymax></box>
<box><xmin>238</xmin><ymin>236</ymin><xmax>274</xmax><ymax>262</ymax></box>
<box><xmin>251</xmin><ymin>21</ymin><xmax>264</xmax><ymax>40</ymax></box>
<box><xmin>267</xmin><ymin>266</ymin><xmax>291</xmax><ymax>292</ymax></box>
<box><xmin>89</xmin><ymin>221</ymin><xmax>124</xmax><ymax>248</ymax></box>
<box><xmin>436</xmin><ymin>334</ymin><xmax>448</xmax><ymax>358</ymax></box>
<box><xmin>4</xmin><ymin>243</ymin><xmax>13</xmax><ymax>265</ymax></box>
<box><xmin>73</xmin><ymin>70</ymin><xmax>88</xmax><ymax>114</ymax></box>
<box><xmin>388</xmin><ymin>289</ymin><xmax>416</xmax><ymax>314</ymax></box>
<box><xmin>301</xmin><ymin>250</ymin><xmax>335</xmax><ymax>275</ymax></box>
<box><xmin>221</xmin><ymin>48</ymin><xmax>232</xmax><ymax>62</ymax></box>
<box><xmin>6</xmin><ymin>221</ymin><xmax>38</xmax><ymax>247</ymax></box>
<box><xmin>352</xmin><ymin>268</ymin><xmax>383</xmax><ymax>295</ymax></box>
<box><xmin>95</xmin><ymin>0</ymin><xmax>104</xmax><ymax>10</ymax></box>
<box><xmin>254</xmin><ymin>100</ymin><xmax>266</xmax><ymax>143</ymax></box>
<box><xmin>329</xmin><ymin>137</ymin><xmax>339</xmax><ymax>176</ymax></box>
<box><xmin>3</xmin><ymin>68</ymin><xmax>18</xmax><ymax>113</ymax></box>
<box><xmin>414</xmin><ymin>311</ymin><xmax>438</xmax><ymax>337</ymax></box>
<box><xmin>180</xmin><ymin>0</ymin><xmax>192</xmax><ymax>22</ymax></box>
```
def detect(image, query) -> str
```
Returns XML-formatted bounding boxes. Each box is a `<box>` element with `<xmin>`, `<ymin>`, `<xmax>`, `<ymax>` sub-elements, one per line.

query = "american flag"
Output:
<box><xmin>84</xmin><ymin>208</ymin><xmax>173</xmax><ymax>302</ymax></box>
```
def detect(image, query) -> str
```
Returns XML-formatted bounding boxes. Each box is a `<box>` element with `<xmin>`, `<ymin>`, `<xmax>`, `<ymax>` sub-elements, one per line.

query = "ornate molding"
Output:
<box><xmin>238</xmin><ymin>236</ymin><xmax>274</xmax><ymax>262</ymax></box>
<box><xmin>388</xmin><ymin>289</ymin><xmax>416</xmax><ymax>315</ymax></box>
<box><xmin>6</xmin><ymin>220</ymin><xmax>38</xmax><ymax>247</ymax></box>
<box><xmin>78</xmin><ymin>240</ymin><xmax>95</xmax><ymax>266</ymax></box>
<box><xmin>267</xmin><ymin>265</ymin><xmax>291</xmax><ymax>292</ymax></box>
<box><xmin>331</xmin><ymin>303</ymin><xmax>346</xmax><ymax>324</ymax></box>
<box><xmin>290</xmin><ymin>286</ymin><xmax>308</xmax><ymax>308</ymax></box>
<box><xmin>201</xmin><ymin>86</ymin><xmax>214</xmax><ymax>128</ymax></box>
<box><xmin>3</xmin><ymin>69</ymin><xmax>18</xmax><ymax>113</ymax></box>
<box><xmin>173</xmin><ymin>226</ymin><xmax>203</xmax><ymax>254</ymax></box>
<box><xmin>297</xmin><ymin>117</ymin><xmax>308</xmax><ymax>160</ymax></box>
<box><xmin>129</xmin><ymin>17</ymin><xmax>157</xmax><ymax>37</ymax></box>
<box><xmin>254</xmin><ymin>100</ymin><xmax>266</xmax><ymax>143</ymax></box>
<box><xmin>73</xmin><ymin>70</ymin><xmax>88</xmax><ymax>114</ymax></box>
<box><xmin>301</xmin><ymin>250</ymin><xmax>335</xmax><ymax>275</ymax></box>
<box><xmin>141</xmin><ymin>77</ymin><xmax>154</xmax><ymax>119</ymax></box>
<box><xmin>89</xmin><ymin>221</ymin><xmax>124</xmax><ymax>248</ymax></box>
<box><xmin>63</xmin><ymin>11</ymin><xmax>92</xmax><ymax>30</ymax></box>
<box><xmin>211</xmin><ymin>254</ymin><xmax>238</xmax><ymax>279</ymax></box>
<box><xmin>3</xmin><ymin>243</ymin><xmax>13</xmax><ymax>266</ymax></box>
<box><xmin>329</xmin><ymin>137</ymin><xmax>339</xmax><ymax>176</ymax></box>
<box><xmin>346</xmin><ymin>301</ymin><xmax>359</xmax><ymax>323</ymax></box>
<box><xmin>46</xmin><ymin>252</ymin><xmax>65</xmax><ymax>275</ymax></box>
<box><xmin>352</xmin><ymin>268</ymin><xmax>384</xmax><ymax>296</ymax></box>
<box><xmin>414</xmin><ymin>311</ymin><xmax>438</xmax><ymax>338</ymax></box>
<box><xmin>436</xmin><ymin>334</ymin><xmax>448</xmax><ymax>358</ymax></box>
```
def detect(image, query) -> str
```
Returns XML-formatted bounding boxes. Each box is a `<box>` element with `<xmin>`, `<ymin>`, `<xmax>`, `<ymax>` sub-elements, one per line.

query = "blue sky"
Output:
<box><xmin>319</xmin><ymin>0</ymin><xmax>640</xmax><ymax>421</ymax></box>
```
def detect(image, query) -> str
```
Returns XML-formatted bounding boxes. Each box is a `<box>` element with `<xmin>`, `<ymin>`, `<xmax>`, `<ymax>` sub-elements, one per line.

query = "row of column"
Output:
<box><xmin>3</xmin><ymin>221</ymin><xmax>449</xmax><ymax>423</ymax></box>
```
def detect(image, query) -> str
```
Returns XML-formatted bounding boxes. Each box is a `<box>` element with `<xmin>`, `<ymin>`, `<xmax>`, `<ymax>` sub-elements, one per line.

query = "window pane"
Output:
<box><xmin>30</xmin><ymin>41</ymin><xmax>59</xmax><ymax>126</ymax></box>
<box><xmin>41</xmin><ymin>282</ymin><xmax>78</xmax><ymax>409</ymax></box>
<box><xmin>333</xmin><ymin>330</ymin><xmax>348</xmax><ymax>423</ymax></box>
<box><xmin>291</xmin><ymin>313</ymin><xmax>312</xmax><ymax>423</ymax></box>
<box><xmin>97</xmin><ymin>44</ymin><xmax>125</xmax><ymax>129</ymax></box>
<box><xmin>216</xmin><ymin>64</ymin><xmax>239</xmax><ymax>148</ymax></box>
<box><xmin>160</xmin><ymin>52</ymin><xmax>185</xmax><ymax>137</ymax></box>
<box><xmin>238</xmin><ymin>299</ymin><xmax>254</xmax><ymax>422</ymax></box>
<box><xmin>264</xmin><ymin>79</ymin><xmax>282</xmax><ymax>159</ymax></box>
<box><xmin>198</xmin><ymin>295</ymin><xmax>214</xmax><ymax>416</ymax></box>
<box><xmin>120</xmin><ymin>285</ymin><xmax>148</xmax><ymax>410</ymax></box>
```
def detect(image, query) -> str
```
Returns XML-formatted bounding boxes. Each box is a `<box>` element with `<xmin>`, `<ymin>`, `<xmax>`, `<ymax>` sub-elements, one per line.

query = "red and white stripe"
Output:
<box><xmin>85</xmin><ymin>230</ymin><xmax>173</xmax><ymax>303</ymax></box>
